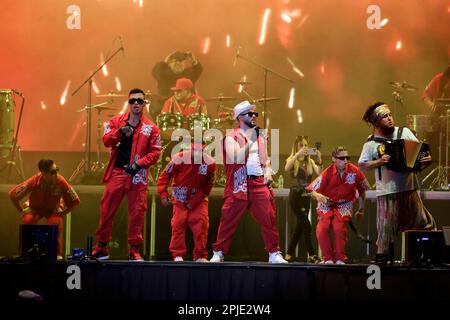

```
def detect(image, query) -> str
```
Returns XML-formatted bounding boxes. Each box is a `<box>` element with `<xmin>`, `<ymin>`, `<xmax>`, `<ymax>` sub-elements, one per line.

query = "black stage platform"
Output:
<box><xmin>1</xmin><ymin>260</ymin><xmax>450</xmax><ymax>301</ymax></box>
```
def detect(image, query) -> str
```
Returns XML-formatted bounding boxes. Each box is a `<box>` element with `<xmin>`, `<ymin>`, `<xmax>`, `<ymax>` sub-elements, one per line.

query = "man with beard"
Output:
<box><xmin>210</xmin><ymin>100</ymin><xmax>287</xmax><ymax>264</ymax></box>
<box><xmin>160</xmin><ymin>78</ymin><xmax>207</xmax><ymax>117</ymax></box>
<box><xmin>358</xmin><ymin>102</ymin><xmax>435</xmax><ymax>262</ymax></box>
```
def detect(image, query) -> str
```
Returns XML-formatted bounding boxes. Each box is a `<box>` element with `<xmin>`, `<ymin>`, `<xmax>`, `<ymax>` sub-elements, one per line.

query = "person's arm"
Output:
<box><xmin>310</xmin><ymin>191</ymin><xmax>330</xmax><ymax>205</ymax></box>
<box><xmin>60</xmin><ymin>179</ymin><xmax>81</xmax><ymax>215</ymax></box>
<box><xmin>156</xmin><ymin>161</ymin><xmax>176</xmax><ymax>206</ymax></box>
<box><xmin>135</xmin><ymin>126</ymin><xmax>162</xmax><ymax>169</ymax></box>
<box><xmin>102</xmin><ymin>118</ymin><xmax>123</xmax><ymax>148</ymax></box>
<box><xmin>358</xmin><ymin>156</ymin><xmax>389</xmax><ymax>171</ymax></box>
<box><xmin>224</xmin><ymin>135</ymin><xmax>251</xmax><ymax>165</ymax></box>
<box><xmin>8</xmin><ymin>177</ymin><xmax>34</xmax><ymax>213</ymax></box>
<box><xmin>423</xmin><ymin>96</ymin><xmax>436</xmax><ymax>113</ymax></box>
<box><xmin>354</xmin><ymin>189</ymin><xmax>366</xmax><ymax>222</ymax></box>
<box><xmin>358</xmin><ymin>142</ymin><xmax>389</xmax><ymax>171</ymax></box>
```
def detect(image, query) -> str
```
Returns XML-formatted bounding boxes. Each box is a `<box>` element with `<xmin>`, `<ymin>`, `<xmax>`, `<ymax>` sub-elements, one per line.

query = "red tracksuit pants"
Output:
<box><xmin>170</xmin><ymin>201</ymin><xmax>209</xmax><ymax>260</ymax></box>
<box><xmin>22</xmin><ymin>211</ymin><xmax>63</xmax><ymax>256</ymax></box>
<box><xmin>96</xmin><ymin>168</ymin><xmax>147</xmax><ymax>246</ymax></box>
<box><xmin>316</xmin><ymin>210</ymin><xmax>348</xmax><ymax>262</ymax></box>
<box><xmin>213</xmin><ymin>177</ymin><xmax>280</xmax><ymax>255</ymax></box>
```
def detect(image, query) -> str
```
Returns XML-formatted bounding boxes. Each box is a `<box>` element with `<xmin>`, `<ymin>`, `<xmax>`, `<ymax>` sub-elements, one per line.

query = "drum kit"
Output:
<box><xmin>391</xmin><ymin>80</ymin><xmax>450</xmax><ymax>190</ymax></box>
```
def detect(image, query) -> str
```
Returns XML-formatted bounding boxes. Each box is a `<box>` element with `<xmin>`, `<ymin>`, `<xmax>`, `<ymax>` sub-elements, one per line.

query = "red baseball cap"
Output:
<box><xmin>171</xmin><ymin>78</ymin><xmax>193</xmax><ymax>91</ymax></box>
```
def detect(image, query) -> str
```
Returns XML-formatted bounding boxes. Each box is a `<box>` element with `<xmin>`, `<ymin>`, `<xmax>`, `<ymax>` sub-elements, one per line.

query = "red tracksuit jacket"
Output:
<box><xmin>102</xmin><ymin>112</ymin><xmax>162</xmax><ymax>190</ymax></box>
<box><xmin>9</xmin><ymin>173</ymin><xmax>80</xmax><ymax>214</ymax></box>
<box><xmin>156</xmin><ymin>149</ymin><xmax>217</xmax><ymax>209</ymax></box>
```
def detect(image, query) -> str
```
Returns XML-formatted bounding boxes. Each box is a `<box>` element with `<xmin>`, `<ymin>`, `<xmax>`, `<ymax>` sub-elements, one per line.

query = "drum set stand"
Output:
<box><xmin>421</xmin><ymin>100</ymin><xmax>450</xmax><ymax>190</ymax></box>
<box><xmin>0</xmin><ymin>89</ymin><xmax>26</xmax><ymax>183</ymax></box>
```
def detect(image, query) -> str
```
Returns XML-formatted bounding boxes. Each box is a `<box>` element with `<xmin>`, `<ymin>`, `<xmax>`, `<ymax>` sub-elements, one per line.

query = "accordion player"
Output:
<box><xmin>377</xmin><ymin>139</ymin><xmax>431</xmax><ymax>172</ymax></box>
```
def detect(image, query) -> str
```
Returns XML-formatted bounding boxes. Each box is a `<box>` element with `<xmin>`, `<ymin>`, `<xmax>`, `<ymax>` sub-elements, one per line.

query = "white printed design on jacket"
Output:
<box><xmin>198</xmin><ymin>164</ymin><xmax>208</xmax><ymax>175</ymax></box>
<box><xmin>140</xmin><ymin>123</ymin><xmax>152</xmax><ymax>136</ymax></box>
<box><xmin>104</xmin><ymin>122</ymin><xmax>111</xmax><ymax>135</ymax></box>
<box><xmin>173</xmin><ymin>186</ymin><xmax>188</xmax><ymax>202</ymax></box>
<box><xmin>233</xmin><ymin>167</ymin><xmax>247</xmax><ymax>193</ymax></box>
<box><xmin>132</xmin><ymin>155</ymin><xmax>147</xmax><ymax>185</ymax></box>
<box><xmin>345</xmin><ymin>173</ymin><xmax>356</xmax><ymax>185</ymax></box>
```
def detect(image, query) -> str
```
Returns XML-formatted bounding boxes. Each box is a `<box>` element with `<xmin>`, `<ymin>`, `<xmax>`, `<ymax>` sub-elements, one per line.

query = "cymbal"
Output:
<box><xmin>234</xmin><ymin>81</ymin><xmax>252</xmax><ymax>85</ymax></box>
<box><xmin>389</xmin><ymin>81</ymin><xmax>418</xmax><ymax>91</ymax></box>
<box><xmin>254</xmin><ymin>97</ymin><xmax>281</xmax><ymax>103</ymax></box>
<box><xmin>77</xmin><ymin>105</ymin><xmax>117</xmax><ymax>113</ymax></box>
<box><xmin>96</xmin><ymin>91</ymin><xmax>126</xmax><ymax>98</ymax></box>
<box><xmin>205</xmin><ymin>96</ymin><xmax>236</xmax><ymax>102</ymax></box>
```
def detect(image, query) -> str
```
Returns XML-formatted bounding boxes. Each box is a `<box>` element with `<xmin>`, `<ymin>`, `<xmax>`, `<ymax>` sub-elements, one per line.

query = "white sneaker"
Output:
<box><xmin>174</xmin><ymin>256</ymin><xmax>184</xmax><ymax>262</ymax></box>
<box><xmin>195</xmin><ymin>258</ymin><xmax>209</xmax><ymax>262</ymax></box>
<box><xmin>335</xmin><ymin>260</ymin><xmax>346</xmax><ymax>265</ymax></box>
<box><xmin>209</xmin><ymin>250</ymin><xmax>224</xmax><ymax>262</ymax></box>
<box><xmin>268</xmin><ymin>251</ymin><xmax>288</xmax><ymax>264</ymax></box>
<box><xmin>320</xmin><ymin>260</ymin><xmax>334</xmax><ymax>264</ymax></box>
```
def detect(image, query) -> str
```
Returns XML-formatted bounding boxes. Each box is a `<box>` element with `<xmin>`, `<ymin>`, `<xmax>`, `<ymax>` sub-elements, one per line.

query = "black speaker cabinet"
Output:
<box><xmin>403</xmin><ymin>230</ymin><xmax>445</xmax><ymax>264</ymax></box>
<box><xmin>19</xmin><ymin>224</ymin><xmax>58</xmax><ymax>260</ymax></box>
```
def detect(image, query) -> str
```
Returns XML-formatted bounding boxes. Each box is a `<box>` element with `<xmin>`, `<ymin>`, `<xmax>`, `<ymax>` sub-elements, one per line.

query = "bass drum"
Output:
<box><xmin>187</xmin><ymin>113</ymin><xmax>210</xmax><ymax>131</ymax></box>
<box><xmin>156</xmin><ymin>112</ymin><xmax>183</xmax><ymax>131</ymax></box>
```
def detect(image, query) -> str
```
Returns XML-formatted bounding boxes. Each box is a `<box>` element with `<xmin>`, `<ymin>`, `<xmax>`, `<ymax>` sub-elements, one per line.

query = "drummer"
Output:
<box><xmin>161</xmin><ymin>78</ymin><xmax>207</xmax><ymax>117</ymax></box>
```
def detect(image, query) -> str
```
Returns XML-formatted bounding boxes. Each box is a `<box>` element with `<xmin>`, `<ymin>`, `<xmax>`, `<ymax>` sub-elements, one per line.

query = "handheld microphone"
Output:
<box><xmin>233</xmin><ymin>45</ymin><xmax>242</xmax><ymax>67</ymax></box>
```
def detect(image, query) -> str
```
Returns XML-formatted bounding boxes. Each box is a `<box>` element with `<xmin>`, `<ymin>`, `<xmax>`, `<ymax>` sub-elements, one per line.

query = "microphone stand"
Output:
<box><xmin>1</xmin><ymin>91</ymin><xmax>26</xmax><ymax>182</ymax></box>
<box><xmin>236</xmin><ymin>51</ymin><xmax>294</xmax><ymax>129</ymax></box>
<box><xmin>70</xmin><ymin>45</ymin><xmax>123</xmax><ymax>183</ymax></box>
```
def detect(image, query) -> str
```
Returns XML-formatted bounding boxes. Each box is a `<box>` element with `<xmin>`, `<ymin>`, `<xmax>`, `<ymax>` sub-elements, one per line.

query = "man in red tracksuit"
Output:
<box><xmin>157</xmin><ymin>143</ymin><xmax>217</xmax><ymax>262</ymax></box>
<box><xmin>210</xmin><ymin>100</ymin><xmax>287</xmax><ymax>264</ymax></box>
<box><xmin>161</xmin><ymin>78</ymin><xmax>207</xmax><ymax>117</ymax></box>
<box><xmin>92</xmin><ymin>88</ymin><xmax>161</xmax><ymax>261</ymax></box>
<box><xmin>9</xmin><ymin>159</ymin><xmax>80</xmax><ymax>258</ymax></box>
<box><xmin>307</xmin><ymin>146</ymin><xmax>369</xmax><ymax>264</ymax></box>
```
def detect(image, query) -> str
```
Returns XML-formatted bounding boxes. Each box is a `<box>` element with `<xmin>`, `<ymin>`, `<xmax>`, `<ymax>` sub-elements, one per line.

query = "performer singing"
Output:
<box><xmin>307</xmin><ymin>147</ymin><xmax>369</xmax><ymax>264</ymax></box>
<box><xmin>358</xmin><ymin>102</ymin><xmax>435</xmax><ymax>261</ymax></box>
<box><xmin>157</xmin><ymin>143</ymin><xmax>217</xmax><ymax>262</ymax></box>
<box><xmin>210</xmin><ymin>100</ymin><xmax>287</xmax><ymax>264</ymax></box>
<box><xmin>9</xmin><ymin>159</ymin><xmax>80</xmax><ymax>258</ymax></box>
<box><xmin>160</xmin><ymin>78</ymin><xmax>207</xmax><ymax>117</ymax></box>
<box><xmin>92</xmin><ymin>88</ymin><xmax>161</xmax><ymax>261</ymax></box>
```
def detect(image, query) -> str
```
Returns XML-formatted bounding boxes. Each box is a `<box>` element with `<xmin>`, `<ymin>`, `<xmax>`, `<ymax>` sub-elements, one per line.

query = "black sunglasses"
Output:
<box><xmin>243</xmin><ymin>112</ymin><xmax>259</xmax><ymax>118</ymax></box>
<box><xmin>335</xmin><ymin>156</ymin><xmax>350</xmax><ymax>160</ymax></box>
<box><xmin>129</xmin><ymin>98</ymin><xmax>145</xmax><ymax>105</ymax></box>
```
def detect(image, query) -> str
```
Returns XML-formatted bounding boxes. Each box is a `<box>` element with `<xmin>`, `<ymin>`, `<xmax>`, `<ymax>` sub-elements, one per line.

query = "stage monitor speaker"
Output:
<box><xmin>19</xmin><ymin>224</ymin><xmax>58</xmax><ymax>260</ymax></box>
<box><xmin>443</xmin><ymin>226</ymin><xmax>450</xmax><ymax>263</ymax></box>
<box><xmin>403</xmin><ymin>230</ymin><xmax>445</xmax><ymax>265</ymax></box>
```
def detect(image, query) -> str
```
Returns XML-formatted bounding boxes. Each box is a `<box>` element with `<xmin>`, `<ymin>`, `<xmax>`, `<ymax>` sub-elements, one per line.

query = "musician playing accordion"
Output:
<box><xmin>358</xmin><ymin>102</ymin><xmax>435</xmax><ymax>262</ymax></box>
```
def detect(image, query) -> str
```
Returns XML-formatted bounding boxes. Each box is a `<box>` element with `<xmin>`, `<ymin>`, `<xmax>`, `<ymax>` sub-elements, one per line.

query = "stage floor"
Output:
<box><xmin>1</xmin><ymin>259</ymin><xmax>450</xmax><ymax>301</ymax></box>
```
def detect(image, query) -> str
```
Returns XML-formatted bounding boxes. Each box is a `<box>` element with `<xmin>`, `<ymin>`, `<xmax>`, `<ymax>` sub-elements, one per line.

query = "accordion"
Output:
<box><xmin>379</xmin><ymin>139</ymin><xmax>430</xmax><ymax>172</ymax></box>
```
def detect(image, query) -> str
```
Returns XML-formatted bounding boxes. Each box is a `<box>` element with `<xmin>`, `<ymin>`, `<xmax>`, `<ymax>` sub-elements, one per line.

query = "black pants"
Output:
<box><xmin>287</xmin><ymin>187</ymin><xmax>316</xmax><ymax>257</ymax></box>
